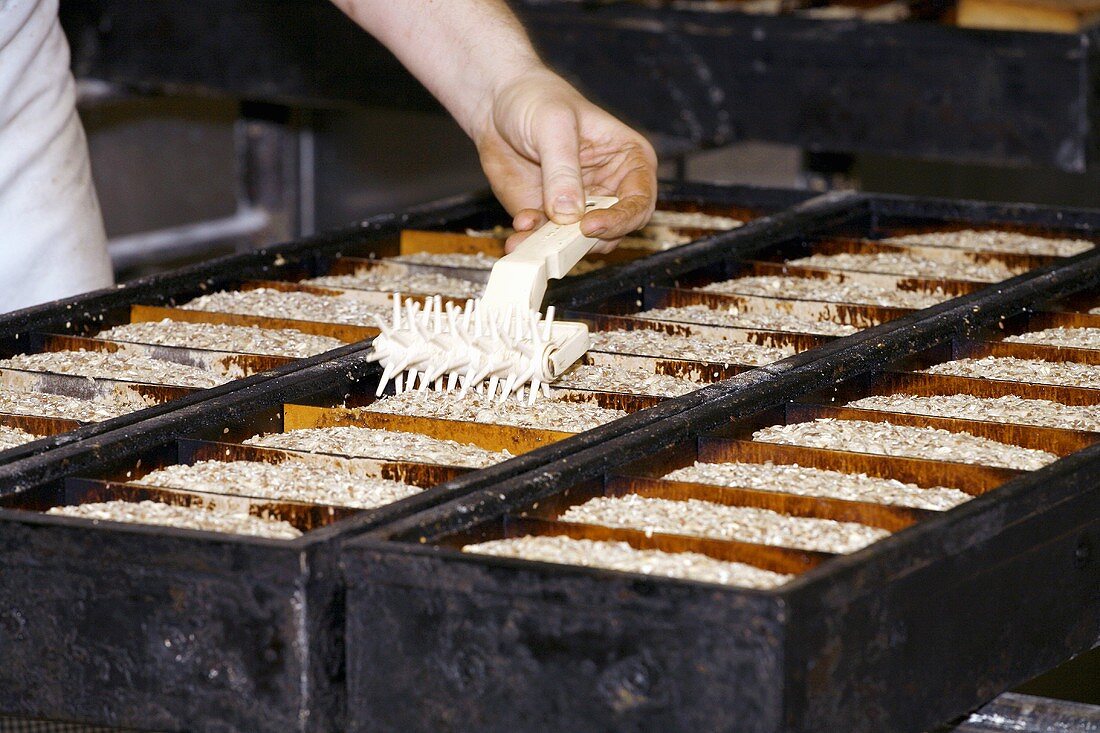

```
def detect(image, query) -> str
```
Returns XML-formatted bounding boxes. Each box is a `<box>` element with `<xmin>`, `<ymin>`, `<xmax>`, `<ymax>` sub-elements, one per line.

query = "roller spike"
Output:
<box><xmin>376</xmin><ymin>363</ymin><xmax>396</xmax><ymax>397</ymax></box>
<box><xmin>371</xmin><ymin>294</ymin><xmax>587</xmax><ymax>404</ymax></box>
<box><xmin>500</xmin><ymin>374</ymin><xmax>518</xmax><ymax>403</ymax></box>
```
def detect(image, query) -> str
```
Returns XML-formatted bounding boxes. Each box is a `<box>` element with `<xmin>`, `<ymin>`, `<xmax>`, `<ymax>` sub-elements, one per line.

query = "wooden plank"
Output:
<box><xmin>958</xmin><ymin>0</ymin><xmax>1100</xmax><ymax>31</ymax></box>
<box><xmin>0</xmin><ymin>413</ymin><xmax>82</xmax><ymax>435</ymax></box>
<box><xmin>400</xmin><ymin>230</ymin><xmax>504</xmax><ymax>256</ymax></box>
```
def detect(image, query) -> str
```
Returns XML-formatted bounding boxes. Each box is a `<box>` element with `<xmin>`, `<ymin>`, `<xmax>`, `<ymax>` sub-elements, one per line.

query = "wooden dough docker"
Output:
<box><xmin>369</xmin><ymin>196</ymin><xmax>618</xmax><ymax>403</ymax></box>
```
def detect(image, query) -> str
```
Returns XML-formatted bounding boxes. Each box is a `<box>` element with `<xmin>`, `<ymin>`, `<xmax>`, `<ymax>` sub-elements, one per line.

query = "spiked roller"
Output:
<box><xmin>369</xmin><ymin>196</ymin><xmax>618</xmax><ymax>403</ymax></box>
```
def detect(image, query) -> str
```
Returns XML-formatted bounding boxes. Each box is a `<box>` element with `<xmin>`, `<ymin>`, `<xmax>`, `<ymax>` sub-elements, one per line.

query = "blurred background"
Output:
<box><xmin>62</xmin><ymin>0</ymin><xmax>1099</xmax><ymax>281</ymax></box>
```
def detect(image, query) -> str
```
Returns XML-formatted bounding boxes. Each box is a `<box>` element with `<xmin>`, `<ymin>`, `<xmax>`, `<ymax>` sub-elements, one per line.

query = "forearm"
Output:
<box><xmin>330</xmin><ymin>0</ymin><xmax>542</xmax><ymax>138</ymax></box>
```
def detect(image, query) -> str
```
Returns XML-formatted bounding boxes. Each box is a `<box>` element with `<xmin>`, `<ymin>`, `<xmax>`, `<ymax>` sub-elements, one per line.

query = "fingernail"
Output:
<box><xmin>553</xmin><ymin>195</ymin><xmax>582</xmax><ymax>218</ymax></box>
<box><xmin>587</xmin><ymin>226</ymin><xmax>608</xmax><ymax>238</ymax></box>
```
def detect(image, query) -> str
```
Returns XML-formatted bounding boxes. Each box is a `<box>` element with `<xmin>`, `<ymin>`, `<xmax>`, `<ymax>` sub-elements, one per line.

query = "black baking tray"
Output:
<box><xmin>1</xmin><ymin>190</ymin><xmax>1097</xmax><ymax>731</ymax></box>
<box><xmin>341</xmin><ymin>202</ymin><xmax>1100</xmax><ymax>732</ymax></box>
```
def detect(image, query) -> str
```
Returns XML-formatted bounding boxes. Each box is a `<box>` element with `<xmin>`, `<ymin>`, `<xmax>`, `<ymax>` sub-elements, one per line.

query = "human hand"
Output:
<box><xmin>473</xmin><ymin>67</ymin><xmax>657</xmax><ymax>254</ymax></box>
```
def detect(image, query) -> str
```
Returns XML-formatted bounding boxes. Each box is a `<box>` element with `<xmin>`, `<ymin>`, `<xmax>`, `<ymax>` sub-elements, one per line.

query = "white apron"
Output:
<box><xmin>0</xmin><ymin>0</ymin><xmax>112</xmax><ymax>313</ymax></box>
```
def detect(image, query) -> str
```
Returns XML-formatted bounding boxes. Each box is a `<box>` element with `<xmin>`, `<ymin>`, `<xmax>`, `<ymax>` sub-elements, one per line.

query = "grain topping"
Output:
<box><xmin>465</xmin><ymin>535</ymin><xmax>790</xmax><ymax>589</ymax></box>
<box><xmin>924</xmin><ymin>356</ymin><xmax>1100</xmax><ymax>389</ymax></box>
<box><xmin>881</xmin><ymin>229</ymin><xmax>1093</xmax><ymax>257</ymax></box>
<box><xmin>640</xmin><ymin>304</ymin><xmax>859</xmax><ymax>336</ymax></box>
<box><xmin>99</xmin><ymin>319</ymin><xmax>344</xmax><ymax>358</ymax></box>
<box><xmin>362</xmin><ymin>390</ymin><xmax>627</xmax><ymax>432</ymax></box>
<box><xmin>180</xmin><ymin>288</ymin><xmax>389</xmax><ymax>326</ymax></box>
<box><xmin>0</xmin><ymin>389</ymin><xmax>130</xmax><ymax>422</ymax></box>
<box><xmin>0</xmin><ymin>424</ymin><xmax>41</xmax><ymax>451</ymax></box>
<box><xmin>1004</xmin><ymin>327</ymin><xmax>1100</xmax><ymax>350</ymax></box>
<box><xmin>664</xmin><ymin>460</ymin><xmax>970</xmax><ymax>510</ymax></box>
<box><xmin>135</xmin><ymin>460</ymin><xmax>422</xmax><ymax>510</ymax></box>
<box><xmin>246</xmin><ymin>426</ymin><xmax>511</xmax><ymax>467</ymax></box>
<box><xmin>560</xmin><ymin>494</ymin><xmax>890</xmax><ymax>553</ymax></box>
<box><xmin>553</xmin><ymin>364</ymin><xmax>699</xmax><ymax>397</ymax></box>
<box><xmin>788</xmin><ymin>252</ymin><xmax>1019</xmax><ymax>282</ymax></box>
<box><xmin>47</xmin><ymin>500</ymin><xmax>302</xmax><ymax>539</ymax></box>
<box><xmin>753</xmin><ymin>418</ymin><xmax>1056</xmax><ymax>470</ymax></box>
<box><xmin>0</xmin><ymin>350</ymin><xmax>227</xmax><ymax>388</ymax></box>
<box><xmin>307</xmin><ymin>271</ymin><xmax>483</xmax><ymax>299</ymax></box>
<box><xmin>700</xmin><ymin>275</ymin><xmax>947</xmax><ymax>309</ymax></box>
<box><xmin>849</xmin><ymin>393</ymin><xmax>1100</xmax><ymax>432</ymax></box>
<box><xmin>590</xmin><ymin>329</ymin><xmax>795</xmax><ymax>365</ymax></box>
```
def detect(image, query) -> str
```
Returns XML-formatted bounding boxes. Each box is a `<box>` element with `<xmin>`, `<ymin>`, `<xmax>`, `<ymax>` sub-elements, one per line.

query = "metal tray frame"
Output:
<box><xmin>1</xmin><ymin>188</ymin><xmax>1097</xmax><ymax>730</ymax></box>
<box><xmin>0</xmin><ymin>183</ymin><xmax>822</xmax><ymax>731</ymax></box>
<box><xmin>341</xmin><ymin>197</ymin><xmax>1100</xmax><ymax>733</ymax></box>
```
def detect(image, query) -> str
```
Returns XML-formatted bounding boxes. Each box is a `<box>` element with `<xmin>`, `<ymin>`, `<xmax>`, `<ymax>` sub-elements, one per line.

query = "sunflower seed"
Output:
<box><xmin>361</xmin><ymin>390</ymin><xmax>627</xmax><ymax>432</ymax></box>
<box><xmin>639</xmin><ymin>304</ymin><xmax>859</xmax><ymax>336</ymax></box>
<box><xmin>47</xmin><ymin>500</ymin><xmax>302</xmax><ymax>539</ymax></box>
<box><xmin>553</xmin><ymin>364</ymin><xmax>699</xmax><ymax>396</ymax></box>
<box><xmin>924</xmin><ymin>356</ymin><xmax>1100</xmax><ymax>389</ymax></box>
<box><xmin>848</xmin><ymin>393</ymin><xmax>1100</xmax><ymax>432</ymax></box>
<box><xmin>645</xmin><ymin>211</ymin><xmax>744</xmax><ymax>230</ymax></box>
<box><xmin>0</xmin><ymin>424</ymin><xmax>40</xmax><ymax>450</ymax></box>
<box><xmin>464</xmin><ymin>535</ymin><xmax>790</xmax><ymax>589</ymax></box>
<box><xmin>391</xmin><ymin>250</ymin><xmax>604</xmax><ymax>275</ymax></box>
<box><xmin>390</xmin><ymin>252</ymin><xmax>499</xmax><ymax>270</ymax></box>
<box><xmin>135</xmin><ymin>460</ymin><xmax>421</xmax><ymax>510</ymax></box>
<box><xmin>788</xmin><ymin>252</ymin><xmax>1020</xmax><ymax>282</ymax></box>
<box><xmin>245</xmin><ymin>426</ymin><xmax>511</xmax><ymax>468</ymax></box>
<box><xmin>881</xmin><ymin>229</ymin><xmax>1093</xmax><ymax>257</ymax></box>
<box><xmin>98</xmin><ymin>319</ymin><xmax>344</xmax><ymax>358</ymax></box>
<box><xmin>1005</xmin><ymin>327</ymin><xmax>1100</xmax><ymax>350</ymax></box>
<box><xmin>560</xmin><ymin>494</ymin><xmax>889</xmax><ymax>553</ymax></box>
<box><xmin>664</xmin><ymin>460</ymin><xmax>970</xmax><ymax>510</ymax></box>
<box><xmin>753</xmin><ymin>418</ymin><xmax>1056</xmax><ymax>470</ymax></box>
<box><xmin>307</xmin><ymin>271</ymin><xmax>483</xmax><ymax>299</ymax></box>
<box><xmin>180</xmin><ymin>288</ymin><xmax>390</xmax><ymax>326</ymax></box>
<box><xmin>590</xmin><ymin>329</ymin><xmax>796</xmax><ymax>365</ymax></box>
<box><xmin>0</xmin><ymin>389</ymin><xmax>130</xmax><ymax>422</ymax></box>
<box><xmin>699</xmin><ymin>275</ymin><xmax>948</xmax><ymax>308</ymax></box>
<box><xmin>0</xmin><ymin>350</ymin><xmax>227</xmax><ymax>388</ymax></box>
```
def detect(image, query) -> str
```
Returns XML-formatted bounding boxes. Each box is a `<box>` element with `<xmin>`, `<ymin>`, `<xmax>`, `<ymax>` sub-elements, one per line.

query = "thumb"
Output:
<box><xmin>533</xmin><ymin>109</ymin><xmax>585</xmax><ymax>224</ymax></box>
